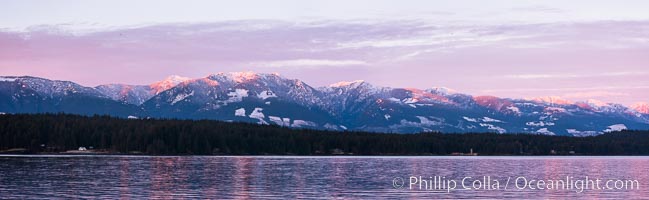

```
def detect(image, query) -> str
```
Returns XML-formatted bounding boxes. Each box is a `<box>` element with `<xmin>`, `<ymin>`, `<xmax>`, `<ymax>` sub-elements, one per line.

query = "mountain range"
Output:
<box><xmin>1</xmin><ymin>72</ymin><xmax>648</xmax><ymax>136</ymax></box>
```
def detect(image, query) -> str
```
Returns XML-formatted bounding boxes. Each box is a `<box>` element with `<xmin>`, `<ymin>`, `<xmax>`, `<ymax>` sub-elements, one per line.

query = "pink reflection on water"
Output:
<box><xmin>118</xmin><ymin>157</ymin><xmax>130</xmax><ymax>199</ymax></box>
<box><xmin>232</xmin><ymin>157</ymin><xmax>253</xmax><ymax>199</ymax></box>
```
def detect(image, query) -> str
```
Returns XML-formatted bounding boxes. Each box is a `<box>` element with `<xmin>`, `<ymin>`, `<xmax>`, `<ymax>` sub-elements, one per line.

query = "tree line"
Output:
<box><xmin>1</xmin><ymin>114</ymin><xmax>648</xmax><ymax>155</ymax></box>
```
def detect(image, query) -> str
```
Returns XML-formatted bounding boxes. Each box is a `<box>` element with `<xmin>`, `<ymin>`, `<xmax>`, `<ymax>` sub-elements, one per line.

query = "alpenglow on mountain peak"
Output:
<box><xmin>1</xmin><ymin>72</ymin><xmax>648</xmax><ymax>136</ymax></box>
<box><xmin>329</xmin><ymin>80</ymin><xmax>366</xmax><ymax>88</ymax></box>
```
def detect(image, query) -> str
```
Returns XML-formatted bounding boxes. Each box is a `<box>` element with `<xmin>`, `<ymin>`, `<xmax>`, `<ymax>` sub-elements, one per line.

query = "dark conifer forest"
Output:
<box><xmin>1</xmin><ymin>114</ymin><xmax>648</xmax><ymax>155</ymax></box>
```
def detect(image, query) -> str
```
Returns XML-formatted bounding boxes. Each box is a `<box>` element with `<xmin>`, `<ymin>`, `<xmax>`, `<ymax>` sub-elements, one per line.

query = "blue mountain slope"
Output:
<box><xmin>1</xmin><ymin>73</ymin><xmax>648</xmax><ymax>136</ymax></box>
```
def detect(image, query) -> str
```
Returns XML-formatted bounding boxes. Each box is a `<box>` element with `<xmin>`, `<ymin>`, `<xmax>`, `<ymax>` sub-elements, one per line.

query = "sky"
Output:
<box><xmin>1</xmin><ymin>0</ymin><xmax>649</xmax><ymax>105</ymax></box>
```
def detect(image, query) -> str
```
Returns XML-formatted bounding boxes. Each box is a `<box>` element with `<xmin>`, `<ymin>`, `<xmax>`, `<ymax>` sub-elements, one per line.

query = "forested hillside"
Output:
<box><xmin>1</xmin><ymin>114</ymin><xmax>648</xmax><ymax>155</ymax></box>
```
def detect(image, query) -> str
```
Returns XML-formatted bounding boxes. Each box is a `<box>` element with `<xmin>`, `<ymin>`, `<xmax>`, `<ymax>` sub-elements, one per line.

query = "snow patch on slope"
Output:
<box><xmin>322</xmin><ymin>124</ymin><xmax>349</xmax><ymax>131</ymax></box>
<box><xmin>604</xmin><ymin>124</ymin><xmax>627</xmax><ymax>132</ymax></box>
<box><xmin>482</xmin><ymin>117</ymin><xmax>503</xmax><ymax>123</ymax></box>
<box><xmin>544</xmin><ymin>107</ymin><xmax>567</xmax><ymax>114</ymax></box>
<box><xmin>171</xmin><ymin>91</ymin><xmax>194</xmax><ymax>105</ymax></box>
<box><xmin>228</xmin><ymin>89</ymin><xmax>249</xmax><ymax>102</ymax></box>
<box><xmin>567</xmin><ymin>129</ymin><xmax>601</xmax><ymax>137</ymax></box>
<box><xmin>417</xmin><ymin>116</ymin><xmax>444</xmax><ymax>126</ymax></box>
<box><xmin>269</xmin><ymin>116</ymin><xmax>291</xmax><ymax>126</ymax></box>
<box><xmin>248</xmin><ymin>108</ymin><xmax>267</xmax><ymax>124</ymax></box>
<box><xmin>387</xmin><ymin>97</ymin><xmax>401</xmax><ymax>103</ymax></box>
<box><xmin>506</xmin><ymin>106</ymin><xmax>521</xmax><ymax>114</ymax></box>
<box><xmin>292</xmin><ymin>120</ymin><xmax>317</xmax><ymax>128</ymax></box>
<box><xmin>464</xmin><ymin>116</ymin><xmax>503</xmax><ymax>123</ymax></box>
<box><xmin>235</xmin><ymin>108</ymin><xmax>246</xmax><ymax>117</ymax></box>
<box><xmin>391</xmin><ymin>116</ymin><xmax>447</xmax><ymax>130</ymax></box>
<box><xmin>536</xmin><ymin>128</ymin><xmax>555</xmax><ymax>135</ymax></box>
<box><xmin>526</xmin><ymin>121</ymin><xmax>555</xmax><ymax>127</ymax></box>
<box><xmin>257</xmin><ymin>90</ymin><xmax>277</xmax><ymax>100</ymax></box>
<box><xmin>403</xmin><ymin>98</ymin><xmax>418</xmax><ymax>104</ymax></box>
<box><xmin>323</xmin><ymin>123</ymin><xmax>337</xmax><ymax>130</ymax></box>
<box><xmin>463</xmin><ymin>117</ymin><xmax>478</xmax><ymax>122</ymax></box>
<box><xmin>479</xmin><ymin>123</ymin><xmax>506</xmax><ymax>134</ymax></box>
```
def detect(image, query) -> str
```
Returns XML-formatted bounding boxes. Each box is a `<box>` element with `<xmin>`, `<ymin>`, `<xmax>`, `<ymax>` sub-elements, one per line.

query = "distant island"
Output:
<box><xmin>1</xmin><ymin>114</ymin><xmax>648</xmax><ymax>156</ymax></box>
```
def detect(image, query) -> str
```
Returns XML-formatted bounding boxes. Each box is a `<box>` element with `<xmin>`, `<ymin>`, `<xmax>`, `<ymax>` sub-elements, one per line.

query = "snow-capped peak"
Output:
<box><xmin>329</xmin><ymin>80</ymin><xmax>365</xmax><ymax>88</ymax></box>
<box><xmin>164</xmin><ymin>75</ymin><xmax>191</xmax><ymax>84</ymax></box>
<box><xmin>428</xmin><ymin>87</ymin><xmax>457</xmax><ymax>95</ymax></box>
<box><xmin>530</xmin><ymin>96</ymin><xmax>572</xmax><ymax>105</ymax></box>
<box><xmin>631</xmin><ymin>102</ymin><xmax>649</xmax><ymax>114</ymax></box>
<box><xmin>3</xmin><ymin>74</ymin><xmax>649</xmax><ymax>135</ymax></box>
<box><xmin>208</xmin><ymin>71</ymin><xmax>284</xmax><ymax>84</ymax></box>
<box><xmin>150</xmin><ymin>75</ymin><xmax>191</xmax><ymax>94</ymax></box>
<box><xmin>1</xmin><ymin>76</ymin><xmax>102</xmax><ymax>98</ymax></box>
<box><xmin>586</xmin><ymin>99</ymin><xmax>609</xmax><ymax>107</ymax></box>
<box><xmin>229</xmin><ymin>71</ymin><xmax>260</xmax><ymax>83</ymax></box>
<box><xmin>0</xmin><ymin>77</ymin><xmax>17</xmax><ymax>82</ymax></box>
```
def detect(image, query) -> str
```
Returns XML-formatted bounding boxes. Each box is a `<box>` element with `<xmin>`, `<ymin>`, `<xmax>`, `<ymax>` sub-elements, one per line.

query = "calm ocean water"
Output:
<box><xmin>0</xmin><ymin>155</ymin><xmax>647</xmax><ymax>199</ymax></box>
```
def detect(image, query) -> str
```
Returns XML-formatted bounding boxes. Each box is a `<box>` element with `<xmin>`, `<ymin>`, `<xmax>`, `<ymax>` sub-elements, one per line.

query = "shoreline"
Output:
<box><xmin>2</xmin><ymin>153</ymin><xmax>649</xmax><ymax>157</ymax></box>
<box><xmin>3</xmin><ymin>114</ymin><xmax>649</xmax><ymax>156</ymax></box>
